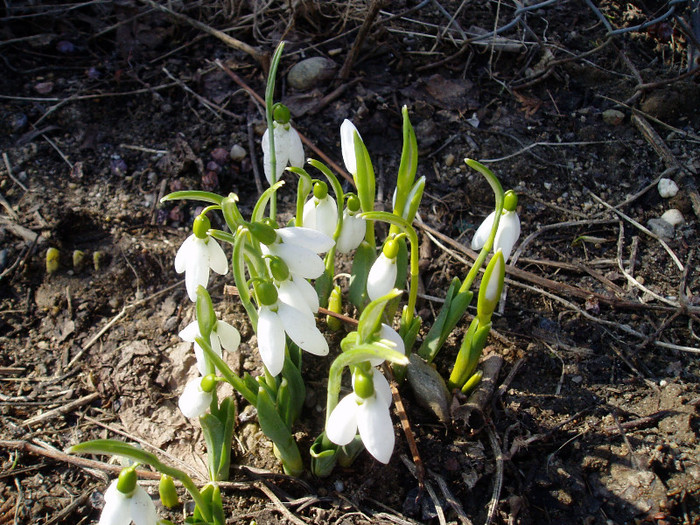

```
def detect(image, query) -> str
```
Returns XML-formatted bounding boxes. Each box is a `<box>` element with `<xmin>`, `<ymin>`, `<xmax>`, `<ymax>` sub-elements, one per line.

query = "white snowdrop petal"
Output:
<box><xmin>184</xmin><ymin>244</ymin><xmax>210</xmax><ymax>302</ymax></box>
<box><xmin>302</xmin><ymin>198</ymin><xmax>317</xmax><ymax>230</ymax></box>
<box><xmin>276</xmin><ymin>227</ymin><xmax>335</xmax><ymax>253</ymax></box>
<box><xmin>292</xmin><ymin>276</ymin><xmax>320</xmax><ymax>314</ymax></box>
<box><xmin>261</xmin><ymin>128</ymin><xmax>274</xmax><ymax>186</ymax></box>
<box><xmin>178</xmin><ymin>321</ymin><xmax>199</xmax><ymax>342</ymax></box>
<box><xmin>471</xmin><ymin>211</ymin><xmax>496</xmax><ymax>251</ymax></box>
<box><xmin>178</xmin><ymin>378</ymin><xmax>212</xmax><ymax>418</ymax></box>
<box><xmin>99</xmin><ymin>482</ymin><xmax>131</xmax><ymax>525</ymax></box>
<box><xmin>274</xmin><ymin>126</ymin><xmax>290</xmax><ymax>180</ymax></box>
<box><xmin>278</xmin><ymin>303</ymin><xmax>329</xmax><ymax>356</ymax></box>
<box><xmin>357</xmin><ymin>397</ymin><xmax>395</xmax><ymax>464</ymax></box>
<box><xmin>340</xmin><ymin>120</ymin><xmax>361</xmax><ymax>175</ymax></box>
<box><xmin>272</xmin><ymin>243</ymin><xmax>325</xmax><ymax>279</ymax></box>
<box><xmin>336</xmin><ymin>213</ymin><xmax>365</xmax><ymax>253</ymax></box>
<box><xmin>130</xmin><ymin>485</ymin><xmax>158</xmax><ymax>525</ymax></box>
<box><xmin>215</xmin><ymin>321</ymin><xmax>241</xmax><ymax>351</ymax></box>
<box><xmin>315</xmin><ymin>196</ymin><xmax>338</xmax><ymax>238</ymax></box>
<box><xmin>372</xmin><ymin>370</ymin><xmax>393</xmax><ymax>407</ymax></box>
<box><xmin>206</xmin><ymin>238</ymin><xmax>229</xmax><ymax>276</ymax></box>
<box><xmin>483</xmin><ymin>251</ymin><xmax>505</xmax><ymax>303</ymax></box>
<box><xmin>257</xmin><ymin>307</ymin><xmax>286</xmax><ymax>376</ymax></box>
<box><xmin>174</xmin><ymin>235</ymin><xmax>196</xmax><ymax>274</ymax></box>
<box><xmin>286</xmin><ymin>127</ymin><xmax>305</xmax><ymax>168</ymax></box>
<box><xmin>277</xmin><ymin>280</ymin><xmax>315</xmax><ymax>318</ymax></box>
<box><xmin>494</xmin><ymin>211</ymin><xmax>520</xmax><ymax>262</ymax></box>
<box><xmin>326</xmin><ymin>394</ymin><xmax>360</xmax><ymax>446</ymax></box>
<box><xmin>368</xmin><ymin>323</ymin><xmax>405</xmax><ymax>366</ymax></box>
<box><xmin>193</xmin><ymin>342</ymin><xmax>207</xmax><ymax>376</ymax></box>
<box><xmin>366</xmin><ymin>254</ymin><xmax>397</xmax><ymax>301</ymax></box>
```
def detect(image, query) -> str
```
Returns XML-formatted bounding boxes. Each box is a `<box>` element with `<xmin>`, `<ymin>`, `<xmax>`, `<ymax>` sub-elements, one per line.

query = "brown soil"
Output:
<box><xmin>1</xmin><ymin>1</ymin><xmax>699</xmax><ymax>524</ymax></box>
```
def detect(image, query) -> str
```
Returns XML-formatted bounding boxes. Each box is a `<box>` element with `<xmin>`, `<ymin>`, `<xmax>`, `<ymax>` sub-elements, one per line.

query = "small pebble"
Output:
<box><xmin>210</xmin><ymin>147</ymin><xmax>229</xmax><ymax>165</ymax></box>
<box><xmin>445</xmin><ymin>153</ymin><xmax>455</xmax><ymax>166</ymax></box>
<box><xmin>229</xmin><ymin>144</ymin><xmax>247</xmax><ymax>161</ymax></box>
<box><xmin>660</xmin><ymin>208</ymin><xmax>683</xmax><ymax>226</ymax></box>
<box><xmin>657</xmin><ymin>178</ymin><xmax>679</xmax><ymax>198</ymax></box>
<box><xmin>602</xmin><ymin>109</ymin><xmax>625</xmax><ymax>125</ymax></box>
<box><xmin>647</xmin><ymin>217</ymin><xmax>674</xmax><ymax>239</ymax></box>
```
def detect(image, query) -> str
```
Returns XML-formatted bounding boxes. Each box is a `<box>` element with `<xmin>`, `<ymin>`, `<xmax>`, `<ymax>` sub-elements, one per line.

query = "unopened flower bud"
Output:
<box><xmin>72</xmin><ymin>250</ymin><xmax>85</xmax><ymax>272</ymax></box>
<box><xmin>326</xmin><ymin>285</ymin><xmax>342</xmax><ymax>331</ymax></box>
<box><xmin>158</xmin><ymin>474</ymin><xmax>179</xmax><ymax>508</ymax></box>
<box><xmin>46</xmin><ymin>247</ymin><xmax>60</xmax><ymax>274</ymax></box>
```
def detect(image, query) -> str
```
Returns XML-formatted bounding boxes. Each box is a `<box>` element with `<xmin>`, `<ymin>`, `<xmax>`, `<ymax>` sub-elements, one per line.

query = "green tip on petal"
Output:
<box><xmin>504</xmin><ymin>190</ymin><xmax>518</xmax><ymax>212</ymax></box>
<box><xmin>116</xmin><ymin>467</ymin><xmax>137</xmax><ymax>495</ymax></box>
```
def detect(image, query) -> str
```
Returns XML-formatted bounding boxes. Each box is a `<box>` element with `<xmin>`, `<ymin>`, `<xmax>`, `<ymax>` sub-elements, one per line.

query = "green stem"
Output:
<box><xmin>232</xmin><ymin>228</ymin><xmax>258</xmax><ymax>326</ymax></box>
<box><xmin>265</xmin><ymin>42</ymin><xmax>286</xmax><ymax>219</ymax></box>
<box><xmin>458</xmin><ymin>159</ymin><xmax>505</xmax><ymax>294</ymax></box>
<box><xmin>196</xmin><ymin>336</ymin><xmax>257</xmax><ymax>405</ymax></box>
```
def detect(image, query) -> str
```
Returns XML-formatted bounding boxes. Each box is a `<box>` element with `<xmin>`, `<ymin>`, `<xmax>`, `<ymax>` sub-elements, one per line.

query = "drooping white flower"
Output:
<box><xmin>471</xmin><ymin>209</ymin><xmax>520</xmax><ymax>262</ymax></box>
<box><xmin>336</xmin><ymin>209</ymin><xmax>366</xmax><ymax>253</ymax></box>
<box><xmin>262</xmin><ymin>122</ymin><xmax>305</xmax><ymax>185</ymax></box>
<box><xmin>303</xmin><ymin>194</ymin><xmax>338</xmax><ymax>238</ymax></box>
<box><xmin>179</xmin><ymin>319</ymin><xmax>241</xmax><ymax>375</ymax></box>
<box><xmin>340</xmin><ymin>119</ymin><xmax>362</xmax><ymax>175</ymax></box>
<box><xmin>178</xmin><ymin>376</ymin><xmax>213</xmax><ymax>419</ymax></box>
<box><xmin>276</xmin><ymin>275</ymin><xmax>320</xmax><ymax>317</ymax></box>
<box><xmin>263</xmin><ymin>227</ymin><xmax>334</xmax><ymax>280</ymax></box>
<box><xmin>326</xmin><ymin>371</ymin><xmax>395</xmax><ymax>464</ymax></box>
<box><xmin>99</xmin><ymin>479</ymin><xmax>157</xmax><ymax>525</ymax></box>
<box><xmin>175</xmin><ymin>234</ymin><xmax>228</xmax><ymax>302</ymax></box>
<box><xmin>366</xmin><ymin>253</ymin><xmax>397</xmax><ymax>301</ymax></box>
<box><xmin>368</xmin><ymin>323</ymin><xmax>405</xmax><ymax>366</ymax></box>
<box><xmin>257</xmin><ymin>303</ymin><xmax>329</xmax><ymax>376</ymax></box>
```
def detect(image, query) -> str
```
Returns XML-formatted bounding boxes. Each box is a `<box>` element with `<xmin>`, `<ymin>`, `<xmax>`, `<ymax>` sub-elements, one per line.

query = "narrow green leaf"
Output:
<box><xmin>161</xmin><ymin>190</ymin><xmax>223</xmax><ymax>205</ymax></box>
<box><xmin>357</xmin><ymin>288</ymin><xmax>403</xmax><ymax>343</ymax></box>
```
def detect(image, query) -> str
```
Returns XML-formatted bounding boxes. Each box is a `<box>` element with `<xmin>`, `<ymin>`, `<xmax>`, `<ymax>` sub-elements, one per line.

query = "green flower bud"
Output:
<box><xmin>312</xmin><ymin>181</ymin><xmax>328</xmax><ymax>200</ymax></box>
<box><xmin>254</xmin><ymin>280</ymin><xmax>278</xmax><ymax>306</ymax></box>
<box><xmin>268</xmin><ymin>256</ymin><xmax>290</xmax><ymax>282</ymax></box>
<box><xmin>116</xmin><ymin>467</ymin><xmax>137</xmax><ymax>495</ymax></box>
<box><xmin>46</xmin><ymin>247</ymin><xmax>60</xmax><ymax>274</ymax></box>
<box><xmin>93</xmin><ymin>251</ymin><xmax>105</xmax><ymax>271</ymax></box>
<box><xmin>477</xmin><ymin>250</ymin><xmax>505</xmax><ymax>321</ymax></box>
<box><xmin>200</xmin><ymin>374</ymin><xmax>217</xmax><ymax>393</ymax></box>
<box><xmin>353</xmin><ymin>369</ymin><xmax>374</xmax><ymax>399</ymax></box>
<box><xmin>346</xmin><ymin>194</ymin><xmax>360</xmax><ymax>213</ymax></box>
<box><xmin>504</xmin><ymin>190</ymin><xmax>518</xmax><ymax>212</ymax></box>
<box><xmin>461</xmin><ymin>369</ymin><xmax>483</xmax><ymax>394</ymax></box>
<box><xmin>193</xmin><ymin>214</ymin><xmax>211</xmax><ymax>239</ymax></box>
<box><xmin>72</xmin><ymin>250</ymin><xmax>85</xmax><ymax>272</ymax></box>
<box><xmin>249</xmin><ymin>221</ymin><xmax>277</xmax><ymax>246</ymax></box>
<box><xmin>382</xmin><ymin>238</ymin><xmax>399</xmax><ymax>259</ymax></box>
<box><xmin>158</xmin><ymin>474</ymin><xmax>179</xmax><ymax>508</ymax></box>
<box><xmin>326</xmin><ymin>285</ymin><xmax>342</xmax><ymax>332</ymax></box>
<box><xmin>272</xmin><ymin>103</ymin><xmax>291</xmax><ymax>124</ymax></box>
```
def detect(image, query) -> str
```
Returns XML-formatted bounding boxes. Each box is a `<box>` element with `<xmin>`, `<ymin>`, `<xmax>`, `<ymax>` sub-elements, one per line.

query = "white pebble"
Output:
<box><xmin>660</xmin><ymin>208</ymin><xmax>684</xmax><ymax>226</ymax></box>
<box><xmin>229</xmin><ymin>144</ymin><xmax>247</xmax><ymax>161</ymax></box>
<box><xmin>657</xmin><ymin>178</ymin><xmax>679</xmax><ymax>198</ymax></box>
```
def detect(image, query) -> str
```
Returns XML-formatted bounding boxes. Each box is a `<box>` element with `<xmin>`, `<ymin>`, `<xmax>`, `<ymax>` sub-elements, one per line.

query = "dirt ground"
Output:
<box><xmin>1</xmin><ymin>1</ymin><xmax>699</xmax><ymax>524</ymax></box>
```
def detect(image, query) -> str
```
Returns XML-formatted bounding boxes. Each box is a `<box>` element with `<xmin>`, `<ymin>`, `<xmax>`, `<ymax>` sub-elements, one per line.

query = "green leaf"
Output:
<box><xmin>281</xmin><ymin>354</ymin><xmax>305</xmax><ymax>425</ymax></box>
<box><xmin>252</xmin><ymin>180</ymin><xmax>285</xmax><ymax>222</ymax></box>
<box><xmin>349</xmin><ymin>240</ymin><xmax>375</xmax><ymax>311</ymax></box>
<box><xmin>417</xmin><ymin>277</ymin><xmax>461</xmax><ymax>361</ymax></box>
<box><xmin>256</xmin><ymin>386</ymin><xmax>303</xmax><ymax>476</ymax></box>
<box><xmin>394</xmin><ymin>106</ymin><xmax>418</xmax><ymax>217</ymax></box>
<box><xmin>402</xmin><ymin>176</ymin><xmax>425</xmax><ymax>224</ymax></box>
<box><xmin>353</xmin><ymin>132</ymin><xmax>375</xmax><ymax>215</ymax></box>
<box><xmin>195</xmin><ymin>287</ymin><xmax>217</xmax><ymax>341</ymax></box>
<box><xmin>196</xmin><ymin>335</ymin><xmax>257</xmax><ymax>405</ymax></box>
<box><xmin>357</xmin><ymin>288</ymin><xmax>403</xmax><ymax>344</ymax></box>
<box><xmin>161</xmin><ymin>191</ymin><xmax>223</xmax><ymax>205</ymax></box>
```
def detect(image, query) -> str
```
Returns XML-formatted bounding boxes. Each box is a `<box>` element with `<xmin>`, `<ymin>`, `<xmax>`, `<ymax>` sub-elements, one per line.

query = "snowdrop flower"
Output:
<box><xmin>255</xmin><ymin>281</ymin><xmax>329</xmax><ymax>376</ymax></box>
<box><xmin>276</xmin><ymin>274</ymin><xmax>320</xmax><ymax>317</ymax></box>
<box><xmin>263</xmin><ymin>226</ymin><xmax>334</xmax><ymax>280</ymax></box>
<box><xmin>471</xmin><ymin>190</ymin><xmax>520</xmax><ymax>262</ymax></box>
<box><xmin>262</xmin><ymin>104</ymin><xmax>304</xmax><ymax>185</ymax></box>
<box><xmin>303</xmin><ymin>181</ymin><xmax>337</xmax><ymax>238</ymax></box>
<box><xmin>366</xmin><ymin>239</ymin><xmax>399</xmax><ymax>301</ymax></box>
<box><xmin>336</xmin><ymin>195</ymin><xmax>365</xmax><ymax>253</ymax></box>
<box><xmin>178</xmin><ymin>375</ymin><xmax>214</xmax><ymax>419</ymax></box>
<box><xmin>175</xmin><ymin>214</ymin><xmax>228</xmax><ymax>302</ymax></box>
<box><xmin>99</xmin><ymin>470</ymin><xmax>157</xmax><ymax>525</ymax></box>
<box><xmin>368</xmin><ymin>323</ymin><xmax>405</xmax><ymax>366</ymax></box>
<box><xmin>326</xmin><ymin>369</ymin><xmax>395</xmax><ymax>464</ymax></box>
<box><xmin>179</xmin><ymin>319</ymin><xmax>241</xmax><ymax>375</ymax></box>
<box><xmin>340</xmin><ymin>119</ymin><xmax>363</xmax><ymax>175</ymax></box>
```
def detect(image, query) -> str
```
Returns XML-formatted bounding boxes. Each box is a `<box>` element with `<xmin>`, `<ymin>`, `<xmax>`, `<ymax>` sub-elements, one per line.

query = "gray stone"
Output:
<box><xmin>602</xmin><ymin>109</ymin><xmax>625</xmax><ymax>125</ymax></box>
<box><xmin>647</xmin><ymin>217</ymin><xmax>674</xmax><ymax>239</ymax></box>
<box><xmin>287</xmin><ymin>57</ymin><xmax>337</xmax><ymax>91</ymax></box>
<box><xmin>406</xmin><ymin>353</ymin><xmax>451</xmax><ymax>422</ymax></box>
